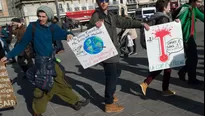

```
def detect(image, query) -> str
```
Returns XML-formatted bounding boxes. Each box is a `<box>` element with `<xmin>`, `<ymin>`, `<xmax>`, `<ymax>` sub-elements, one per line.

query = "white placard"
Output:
<box><xmin>145</xmin><ymin>21</ymin><xmax>185</xmax><ymax>72</ymax></box>
<box><xmin>68</xmin><ymin>24</ymin><xmax>118</xmax><ymax>69</ymax></box>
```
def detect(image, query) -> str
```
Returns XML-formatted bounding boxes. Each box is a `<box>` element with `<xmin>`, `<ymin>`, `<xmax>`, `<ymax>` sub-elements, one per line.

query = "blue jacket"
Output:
<box><xmin>7</xmin><ymin>21</ymin><xmax>71</xmax><ymax>59</ymax></box>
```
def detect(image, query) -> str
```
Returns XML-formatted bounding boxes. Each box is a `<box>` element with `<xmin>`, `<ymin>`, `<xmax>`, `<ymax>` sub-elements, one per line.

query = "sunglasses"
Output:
<box><xmin>99</xmin><ymin>0</ymin><xmax>109</xmax><ymax>3</ymax></box>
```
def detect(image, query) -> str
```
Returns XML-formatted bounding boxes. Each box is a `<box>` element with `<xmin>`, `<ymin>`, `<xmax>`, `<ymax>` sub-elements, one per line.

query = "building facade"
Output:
<box><xmin>0</xmin><ymin>0</ymin><xmax>9</xmax><ymax>16</ymax></box>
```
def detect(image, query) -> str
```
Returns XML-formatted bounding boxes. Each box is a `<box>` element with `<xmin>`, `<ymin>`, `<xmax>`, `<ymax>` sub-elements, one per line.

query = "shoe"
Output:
<box><xmin>56</xmin><ymin>50</ymin><xmax>65</xmax><ymax>54</ymax></box>
<box><xmin>140</xmin><ymin>82</ymin><xmax>148</xmax><ymax>96</ymax></box>
<box><xmin>33</xmin><ymin>114</ymin><xmax>43</xmax><ymax>116</ymax></box>
<box><xmin>128</xmin><ymin>52</ymin><xmax>133</xmax><ymax>56</ymax></box>
<box><xmin>105</xmin><ymin>103</ymin><xmax>124</xmax><ymax>113</ymax></box>
<box><xmin>113</xmin><ymin>95</ymin><xmax>119</xmax><ymax>102</ymax></box>
<box><xmin>162</xmin><ymin>90</ymin><xmax>176</xmax><ymax>96</ymax></box>
<box><xmin>131</xmin><ymin>52</ymin><xmax>138</xmax><ymax>55</ymax></box>
<box><xmin>178</xmin><ymin>71</ymin><xmax>186</xmax><ymax>81</ymax></box>
<box><xmin>188</xmin><ymin>79</ymin><xmax>203</xmax><ymax>85</ymax></box>
<box><xmin>72</xmin><ymin>99</ymin><xmax>90</xmax><ymax>111</ymax></box>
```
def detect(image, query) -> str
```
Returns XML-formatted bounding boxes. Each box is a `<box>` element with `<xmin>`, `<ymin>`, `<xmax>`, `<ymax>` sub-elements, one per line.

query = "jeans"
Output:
<box><xmin>179</xmin><ymin>38</ymin><xmax>198</xmax><ymax>81</ymax></box>
<box><xmin>103</xmin><ymin>63</ymin><xmax>121</xmax><ymax>104</ymax></box>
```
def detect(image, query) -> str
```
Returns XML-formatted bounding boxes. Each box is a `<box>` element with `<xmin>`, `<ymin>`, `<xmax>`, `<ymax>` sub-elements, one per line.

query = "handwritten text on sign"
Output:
<box><xmin>145</xmin><ymin>22</ymin><xmax>185</xmax><ymax>72</ymax></box>
<box><xmin>0</xmin><ymin>62</ymin><xmax>16</xmax><ymax>109</ymax></box>
<box><xmin>68</xmin><ymin>24</ymin><xmax>118</xmax><ymax>69</ymax></box>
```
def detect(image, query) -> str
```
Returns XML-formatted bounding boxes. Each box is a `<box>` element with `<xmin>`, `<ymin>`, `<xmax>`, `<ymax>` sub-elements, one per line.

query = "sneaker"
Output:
<box><xmin>113</xmin><ymin>95</ymin><xmax>119</xmax><ymax>102</ymax></box>
<box><xmin>128</xmin><ymin>52</ymin><xmax>133</xmax><ymax>56</ymax></box>
<box><xmin>72</xmin><ymin>99</ymin><xmax>90</xmax><ymax>111</ymax></box>
<box><xmin>140</xmin><ymin>82</ymin><xmax>148</xmax><ymax>96</ymax></box>
<box><xmin>162</xmin><ymin>90</ymin><xmax>176</xmax><ymax>96</ymax></box>
<box><xmin>56</xmin><ymin>50</ymin><xmax>65</xmax><ymax>54</ymax></box>
<box><xmin>105</xmin><ymin>103</ymin><xmax>124</xmax><ymax>113</ymax></box>
<box><xmin>132</xmin><ymin>52</ymin><xmax>138</xmax><ymax>55</ymax></box>
<box><xmin>33</xmin><ymin>114</ymin><xmax>43</xmax><ymax>116</ymax></box>
<box><xmin>178</xmin><ymin>71</ymin><xmax>186</xmax><ymax>81</ymax></box>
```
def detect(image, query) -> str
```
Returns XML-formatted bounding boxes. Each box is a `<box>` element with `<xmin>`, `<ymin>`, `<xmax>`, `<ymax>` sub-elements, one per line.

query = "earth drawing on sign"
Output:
<box><xmin>84</xmin><ymin>36</ymin><xmax>104</xmax><ymax>55</ymax></box>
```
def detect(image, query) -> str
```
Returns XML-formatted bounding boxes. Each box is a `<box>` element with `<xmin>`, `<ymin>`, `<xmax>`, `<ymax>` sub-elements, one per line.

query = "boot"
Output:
<box><xmin>105</xmin><ymin>103</ymin><xmax>124</xmax><ymax>113</ymax></box>
<box><xmin>33</xmin><ymin>113</ymin><xmax>43</xmax><ymax>116</ymax></box>
<box><xmin>178</xmin><ymin>71</ymin><xmax>186</xmax><ymax>81</ymax></box>
<box><xmin>113</xmin><ymin>95</ymin><xmax>119</xmax><ymax>102</ymax></box>
<box><xmin>140</xmin><ymin>82</ymin><xmax>148</xmax><ymax>96</ymax></box>
<box><xmin>72</xmin><ymin>99</ymin><xmax>90</xmax><ymax>111</ymax></box>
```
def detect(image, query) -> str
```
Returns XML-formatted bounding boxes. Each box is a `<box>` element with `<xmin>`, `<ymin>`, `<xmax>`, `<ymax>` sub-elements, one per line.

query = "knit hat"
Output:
<box><xmin>37</xmin><ymin>6</ymin><xmax>54</xmax><ymax>21</ymax></box>
<box><xmin>11</xmin><ymin>18</ymin><xmax>21</xmax><ymax>23</ymax></box>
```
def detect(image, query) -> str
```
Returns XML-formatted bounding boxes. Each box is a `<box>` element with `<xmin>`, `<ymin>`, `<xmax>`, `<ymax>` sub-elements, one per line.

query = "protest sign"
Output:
<box><xmin>68</xmin><ymin>24</ymin><xmax>118</xmax><ymax>69</ymax></box>
<box><xmin>145</xmin><ymin>22</ymin><xmax>185</xmax><ymax>72</ymax></box>
<box><xmin>0</xmin><ymin>62</ymin><xmax>17</xmax><ymax>109</ymax></box>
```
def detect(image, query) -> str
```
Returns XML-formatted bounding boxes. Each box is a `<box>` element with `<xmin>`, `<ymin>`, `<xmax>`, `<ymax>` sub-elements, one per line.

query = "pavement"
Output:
<box><xmin>0</xmin><ymin>21</ymin><xmax>204</xmax><ymax>116</ymax></box>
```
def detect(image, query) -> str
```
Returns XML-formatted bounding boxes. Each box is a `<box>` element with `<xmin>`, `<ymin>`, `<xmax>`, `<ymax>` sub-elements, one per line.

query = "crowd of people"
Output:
<box><xmin>0</xmin><ymin>0</ymin><xmax>204</xmax><ymax>116</ymax></box>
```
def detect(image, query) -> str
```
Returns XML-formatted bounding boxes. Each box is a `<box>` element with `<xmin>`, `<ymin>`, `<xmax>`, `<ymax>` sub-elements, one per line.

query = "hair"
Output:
<box><xmin>54</xmin><ymin>16</ymin><xmax>59</xmax><ymax>22</ymax></box>
<box><xmin>37</xmin><ymin>10</ymin><xmax>45</xmax><ymax>16</ymax></box>
<box><xmin>189</xmin><ymin>0</ymin><xmax>197</xmax><ymax>4</ymax></box>
<box><xmin>96</xmin><ymin>0</ymin><xmax>109</xmax><ymax>5</ymax></box>
<box><xmin>156</xmin><ymin>0</ymin><xmax>170</xmax><ymax>12</ymax></box>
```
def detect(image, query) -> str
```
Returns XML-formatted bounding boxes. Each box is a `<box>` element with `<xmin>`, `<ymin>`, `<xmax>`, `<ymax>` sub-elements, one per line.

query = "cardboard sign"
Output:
<box><xmin>68</xmin><ymin>24</ymin><xmax>118</xmax><ymax>69</ymax></box>
<box><xmin>0</xmin><ymin>62</ymin><xmax>17</xmax><ymax>109</ymax></box>
<box><xmin>145</xmin><ymin>22</ymin><xmax>185</xmax><ymax>72</ymax></box>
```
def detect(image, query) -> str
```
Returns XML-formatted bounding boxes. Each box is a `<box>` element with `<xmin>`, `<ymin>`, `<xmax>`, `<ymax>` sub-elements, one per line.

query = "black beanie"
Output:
<box><xmin>11</xmin><ymin>18</ymin><xmax>21</xmax><ymax>23</ymax></box>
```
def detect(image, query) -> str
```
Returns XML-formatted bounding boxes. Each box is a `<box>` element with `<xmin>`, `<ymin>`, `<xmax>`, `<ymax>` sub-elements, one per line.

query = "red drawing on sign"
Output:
<box><xmin>153</xmin><ymin>27</ymin><xmax>172</xmax><ymax>62</ymax></box>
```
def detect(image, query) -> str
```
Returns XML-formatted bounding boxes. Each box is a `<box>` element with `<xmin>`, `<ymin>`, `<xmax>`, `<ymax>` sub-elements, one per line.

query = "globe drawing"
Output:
<box><xmin>84</xmin><ymin>36</ymin><xmax>104</xmax><ymax>55</ymax></box>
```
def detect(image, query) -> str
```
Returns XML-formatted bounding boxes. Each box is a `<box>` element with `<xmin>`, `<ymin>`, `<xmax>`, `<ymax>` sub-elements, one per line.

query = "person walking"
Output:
<box><xmin>1</xmin><ymin>6</ymin><xmax>89</xmax><ymax>116</ymax></box>
<box><xmin>87</xmin><ymin>0</ymin><xmax>150</xmax><ymax>113</ymax></box>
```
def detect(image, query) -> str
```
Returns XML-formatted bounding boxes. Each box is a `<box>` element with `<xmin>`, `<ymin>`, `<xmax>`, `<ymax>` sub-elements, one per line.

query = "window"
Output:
<box><xmin>67</xmin><ymin>3</ymin><xmax>71</xmax><ymax>11</ymax></box>
<box><xmin>75</xmin><ymin>7</ymin><xmax>80</xmax><ymax>11</ymax></box>
<box><xmin>59</xmin><ymin>3</ymin><xmax>64</xmax><ymax>12</ymax></box>
<box><xmin>88</xmin><ymin>6</ymin><xmax>94</xmax><ymax>10</ymax></box>
<box><xmin>82</xmin><ymin>6</ymin><xmax>87</xmax><ymax>10</ymax></box>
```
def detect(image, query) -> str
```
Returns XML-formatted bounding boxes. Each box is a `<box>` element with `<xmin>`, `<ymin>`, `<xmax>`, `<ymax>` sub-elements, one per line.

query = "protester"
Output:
<box><xmin>172</xmin><ymin>0</ymin><xmax>204</xmax><ymax>84</ymax></box>
<box><xmin>11</xmin><ymin>18</ymin><xmax>34</xmax><ymax>75</ymax></box>
<box><xmin>87</xmin><ymin>0</ymin><xmax>150</xmax><ymax>113</ymax></box>
<box><xmin>1</xmin><ymin>6</ymin><xmax>89</xmax><ymax>116</ymax></box>
<box><xmin>140</xmin><ymin>0</ymin><xmax>180</xmax><ymax>96</ymax></box>
<box><xmin>122</xmin><ymin>28</ymin><xmax>138</xmax><ymax>55</ymax></box>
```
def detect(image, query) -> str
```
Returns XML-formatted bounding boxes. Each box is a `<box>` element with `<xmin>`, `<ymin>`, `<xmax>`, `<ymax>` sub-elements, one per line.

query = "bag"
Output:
<box><xmin>26</xmin><ymin>54</ymin><xmax>57</xmax><ymax>92</ymax></box>
<box><xmin>140</xmin><ymin>15</ymin><xmax>170</xmax><ymax>49</ymax></box>
<box><xmin>119</xmin><ymin>32</ymin><xmax>129</xmax><ymax>55</ymax></box>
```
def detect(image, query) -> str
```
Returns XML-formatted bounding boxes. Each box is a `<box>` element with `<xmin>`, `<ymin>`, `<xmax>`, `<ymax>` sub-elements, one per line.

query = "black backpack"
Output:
<box><xmin>117</xmin><ymin>29</ymin><xmax>130</xmax><ymax>55</ymax></box>
<box><xmin>140</xmin><ymin>15</ymin><xmax>170</xmax><ymax>49</ymax></box>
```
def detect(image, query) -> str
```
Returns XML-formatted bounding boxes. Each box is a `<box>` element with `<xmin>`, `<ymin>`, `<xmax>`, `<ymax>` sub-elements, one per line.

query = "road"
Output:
<box><xmin>0</xmin><ymin>21</ymin><xmax>204</xmax><ymax>116</ymax></box>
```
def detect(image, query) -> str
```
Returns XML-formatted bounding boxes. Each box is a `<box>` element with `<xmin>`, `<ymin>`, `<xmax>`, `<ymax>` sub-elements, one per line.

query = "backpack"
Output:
<box><xmin>117</xmin><ymin>29</ymin><xmax>130</xmax><ymax>55</ymax></box>
<box><xmin>140</xmin><ymin>15</ymin><xmax>170</xmax><ymax>49</ymax></box>
<box><xmin>119</xmin><ymin>33</ymin><xmax>129</xmax><ymax>55</ymax></box>
<box><xmin>30</xmin><ymin>22</ymin><xmax>55</xmax><ymax>57</ymax></box>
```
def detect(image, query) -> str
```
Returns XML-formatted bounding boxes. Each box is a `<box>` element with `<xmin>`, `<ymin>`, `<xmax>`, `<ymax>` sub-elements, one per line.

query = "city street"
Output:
<box><xmin>0</xmin><ymin>21</ymin><xmax>204</xmax><ymax>116</ymax></box>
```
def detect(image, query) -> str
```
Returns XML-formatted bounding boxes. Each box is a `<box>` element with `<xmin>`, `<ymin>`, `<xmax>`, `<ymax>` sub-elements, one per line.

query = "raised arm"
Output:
<box><xmin>6</xmin><ymin>24</ymin><xmax>33</xmax><ymax>59</ymax></box>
